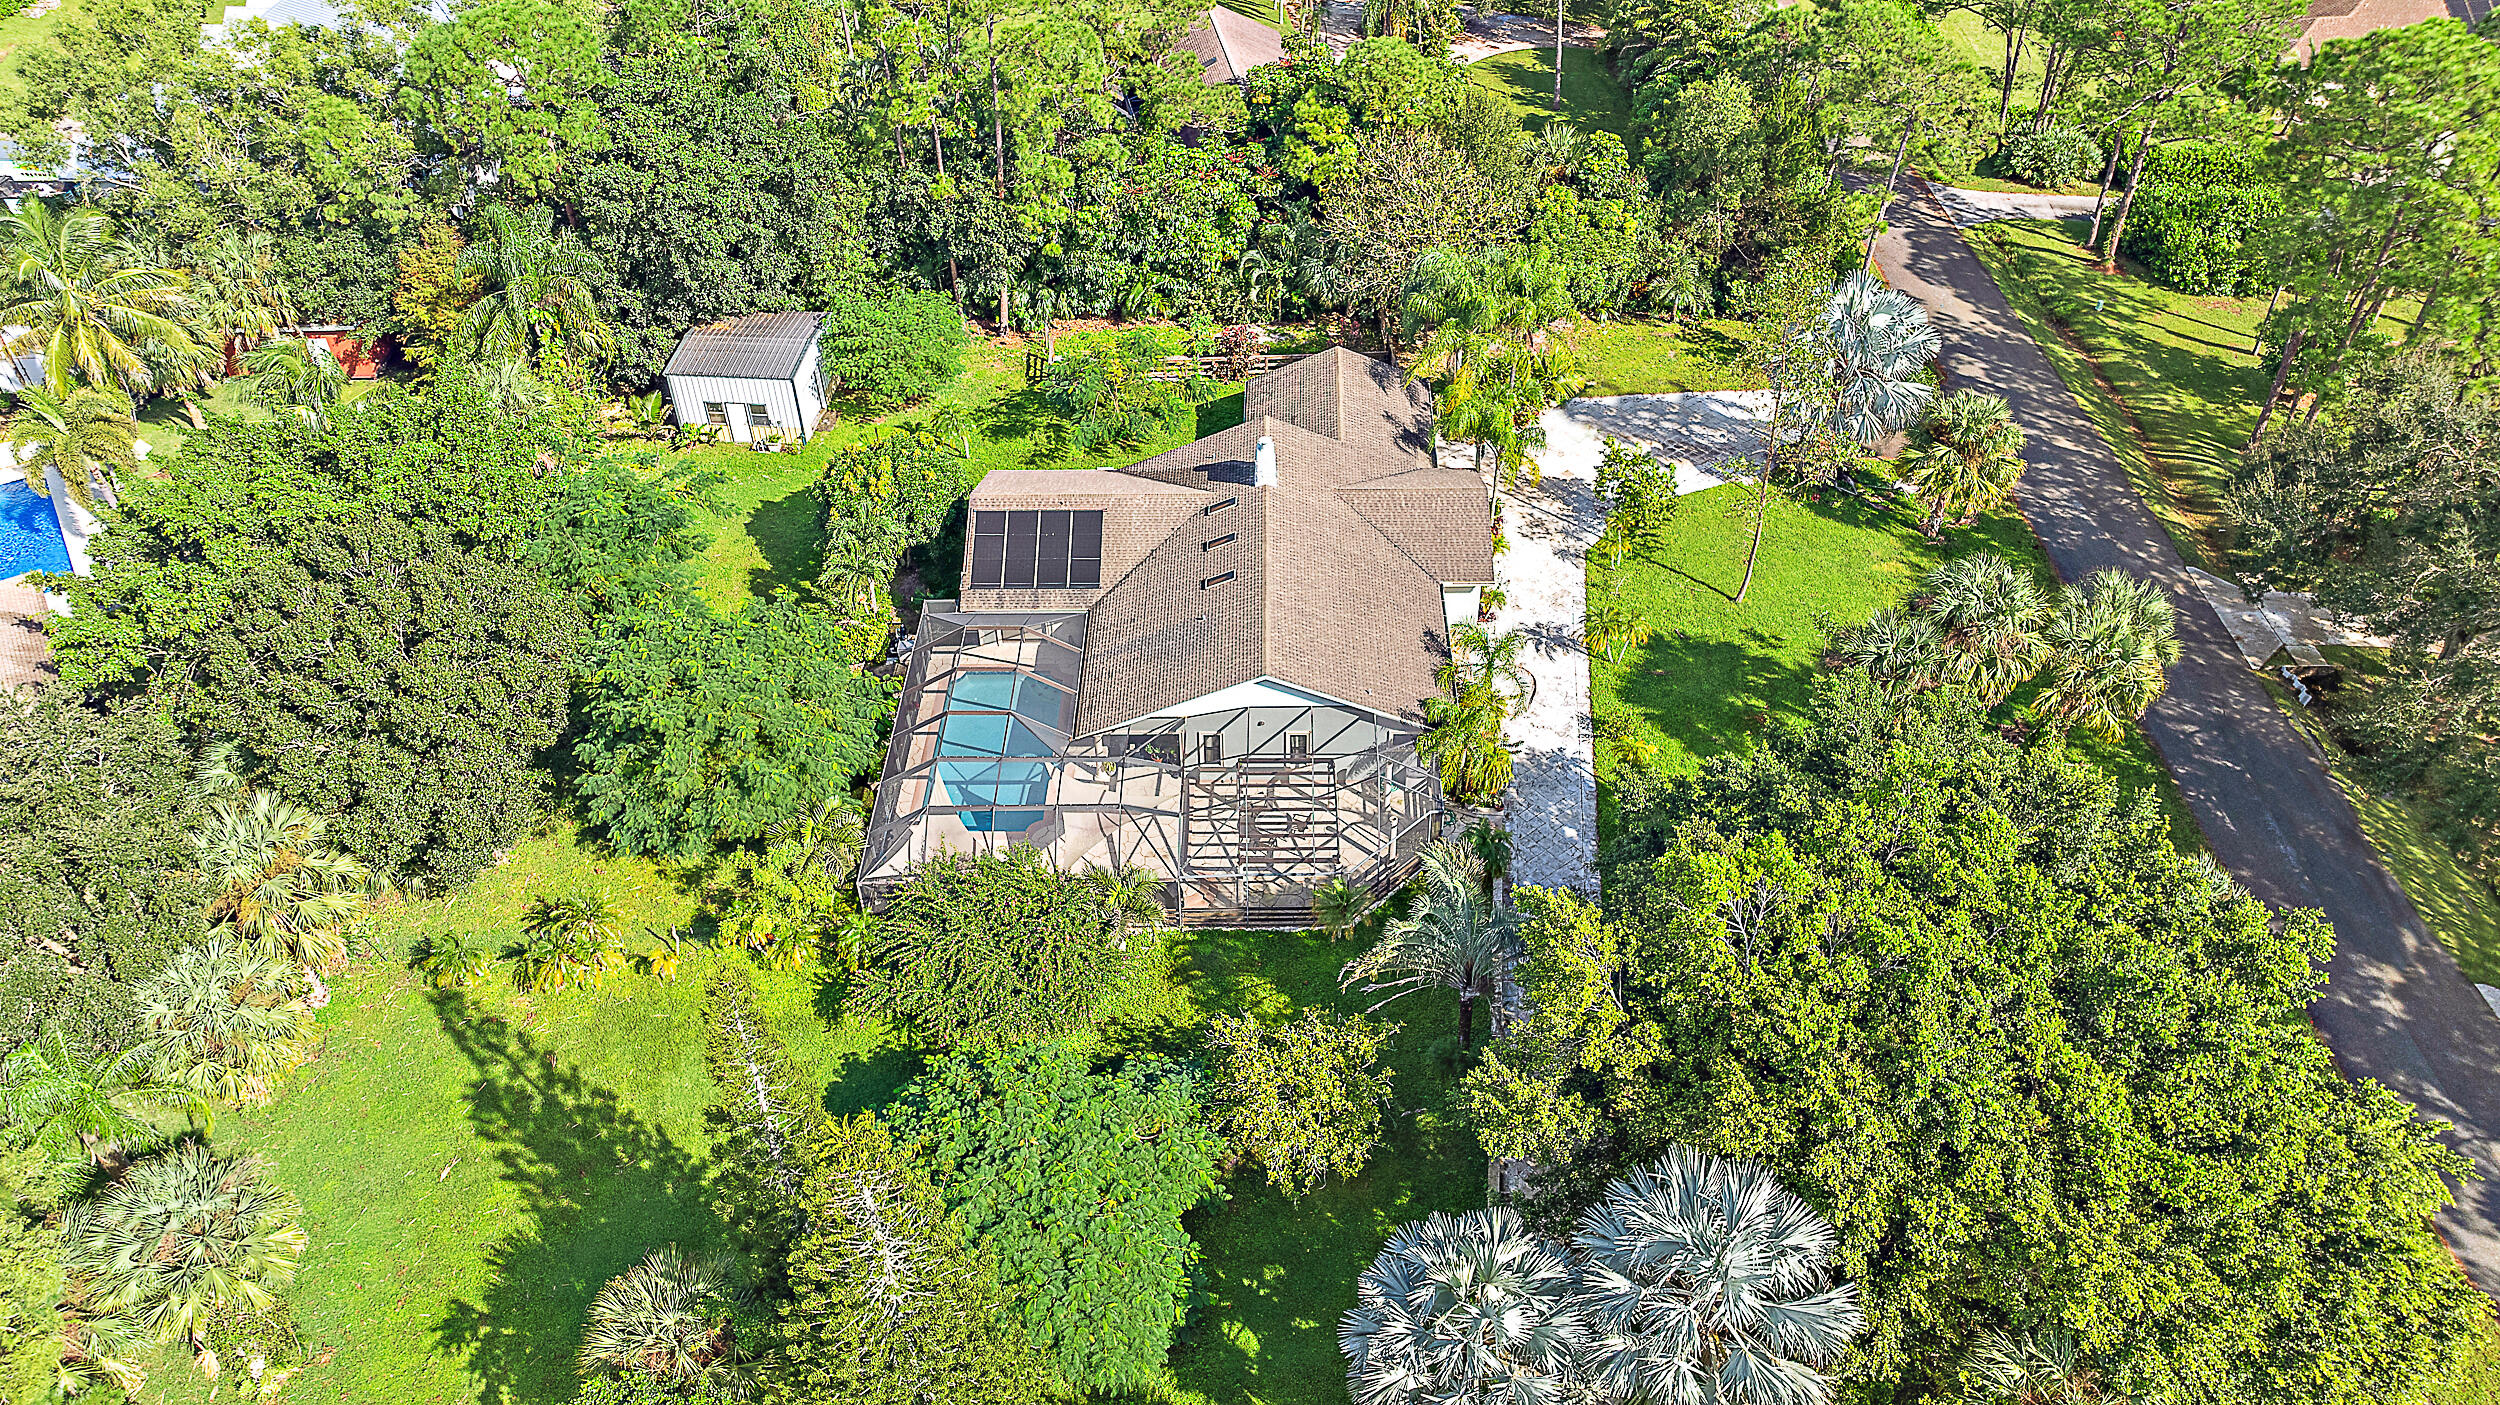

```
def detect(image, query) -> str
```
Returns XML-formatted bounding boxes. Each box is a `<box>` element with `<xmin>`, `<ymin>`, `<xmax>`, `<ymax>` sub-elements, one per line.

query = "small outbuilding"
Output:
<box><xmin>1178</xmin><ymin>8</ymin><xmax>1287</xmax><ymax>85</ymax></box>
<box><xmin>662</xmin><ymin>311</ymin><xmax>830</xmax><ymax>445</ymax></box>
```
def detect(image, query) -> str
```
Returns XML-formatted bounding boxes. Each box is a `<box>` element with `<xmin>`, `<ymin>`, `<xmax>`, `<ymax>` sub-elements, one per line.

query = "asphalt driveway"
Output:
<box><xmin>1873</xmin><ymin>180</ymin><xmax>2500</xmax><ymax>1296</ymax></box>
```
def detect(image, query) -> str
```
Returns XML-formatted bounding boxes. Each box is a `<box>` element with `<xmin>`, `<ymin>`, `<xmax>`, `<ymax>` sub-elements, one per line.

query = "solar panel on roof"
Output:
<box><xmin>971</xmin><ymin>509</ymin><xmax>1102</xmax><ymax>590</ymax></box>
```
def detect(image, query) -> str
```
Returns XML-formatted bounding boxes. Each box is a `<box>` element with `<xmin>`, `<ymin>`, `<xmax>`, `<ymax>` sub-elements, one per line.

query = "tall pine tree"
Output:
<box><xmin>700</xmin><ymin>966</ymin><xmax>826</xmax><ymax>1271</ymax></box>
<box><xmin>774</xmin><ymin>1116</ymin><xmax>1054</xmax><ymax>1405</ymax></box>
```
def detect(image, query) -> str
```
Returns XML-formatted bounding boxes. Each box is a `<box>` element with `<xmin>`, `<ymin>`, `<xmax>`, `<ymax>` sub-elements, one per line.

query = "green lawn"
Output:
<box><xmin>1466</xmin><ymin>46</ymin><xmax>1638</xmax><ymax>157</ymax></box>
<box><xmin>133</xmin><ymin>374</ymin><xmax>393</xmax><ymax>459</ymax></box>
<box><xmin>1575</xmin><ymin>318</ymin><xmax>1758</xmax><ymax>396</ymax></box>
<box><xmin>671</xmin><ymin>336</ymin><xmax>1246</xmax><ymax>610</ymax></box>
<box><xmin>168</xmin><ymin>822</ymin><xmax>1475</xmax><ymax>1405</ymax></box>
<box><xmin>1590</xmin><ymin>485</ymin><xmax>2195</xmax><ymax>843</ymax></box>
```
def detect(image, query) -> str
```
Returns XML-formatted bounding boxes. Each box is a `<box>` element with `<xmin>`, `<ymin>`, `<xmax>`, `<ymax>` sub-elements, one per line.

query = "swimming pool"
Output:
<box><xmin>0</xmin><ymin>481</ymin><xmax>72</xmax><ymax>580</ymax></box>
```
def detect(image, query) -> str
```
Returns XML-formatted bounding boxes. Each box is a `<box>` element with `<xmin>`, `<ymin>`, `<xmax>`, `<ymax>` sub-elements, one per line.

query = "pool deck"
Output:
<box><xmin>0</xmin><ymin>582</ymin><xmax>53</xmax><ymax>691</ymax></box>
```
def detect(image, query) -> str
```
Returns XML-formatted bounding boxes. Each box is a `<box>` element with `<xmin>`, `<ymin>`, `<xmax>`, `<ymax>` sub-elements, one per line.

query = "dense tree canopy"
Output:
<box><xmin>1471</xmin><ymin>677</ymin><xmax>2485</xmax><ymax>1404</ymax></box>
<box><xmin>857</xmin><ymin>848</ymin><xmax>1140</xmax><ymax>1049</ymax></box>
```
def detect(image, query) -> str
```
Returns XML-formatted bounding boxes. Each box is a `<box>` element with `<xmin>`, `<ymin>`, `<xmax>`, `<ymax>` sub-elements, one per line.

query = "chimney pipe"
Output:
<box><xmin>1253</xmin><ymin>435</ymin><xmax>1277</xmax><ymax>487</ymax></box>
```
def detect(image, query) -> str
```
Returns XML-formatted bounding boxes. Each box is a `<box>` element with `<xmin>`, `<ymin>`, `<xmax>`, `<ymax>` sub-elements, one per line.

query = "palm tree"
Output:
<box><xmin>1340</xmin><ymin>1206</ymin><xmax>1583</xmax><ymax>1404</ymax></box>
<box><xmin>1828</xmin><ymin>606</ymin><xmax>1944</xmax><ymax>699</ymax></box>
<box><xmin>1405</xmin><ymin>248</ymin><xmax>1578</xmax><ymax>484</ymax></box>
<box><xmin>1902</xmin><ymin>390</ymin><xmax>2027</xmax><ymax>536</ymax></box>
<box><xmin>1341</xmin><ymin>840</ymin><xmax>1522</xmax><ymax>1048</ymax></box>
<box><xmin>1312</xmin><ymin>876</ymin><xmax>1372</xmax><ymax>942</ymax></box>
<box><xmin>1971</xmin><ymin>1327</ymin><xmax>2107</xmax><ymax>1403</ymax></box>
<box><xmin>0</xmin><ymin>204</ymin><xmax>200</xmax><ymax>395</ymax></box>
<box><xmin>512</xmin><ymin>893</ymin><xmax>623</xmax><ymax>994</ymax></box>
<box><xmin>61</xmin><ymin>1144</ymin><xmax>307</xmax><ymax>1353</ymax></box>
<box><xmin>1569</xmin><ymin>1145</ymin><xmax>1866</xmax><ymax>1405</ymax></box>
<box><xmin>1417</xmin><ymin>683</ymin><xmax>1514</xmax><ymax>809</ymax></box>
<box><xmin>817</xmin><ymin>526</ymin><xmax>894</xmax><ymax>622</ymax></box>
<box><xmin>477</xmin><ymin>357</ymin><xmax>557</xmax><ymax>417</ymax></box>
<box><xmin>1586</xmin><ymin>592</ymin><xmax>1655</xmax><ymax>665</ymax></box>
<box><xmin>1461</xmin><ymin>819</ymin><xmax>1511</xmax><ymax>900</ymax></box>
<box><xmin>455</xmin><ymin>204</ymin><xmax>611</xmax><ymax>369</ymax></box>
<box><xmin>579</xmin><ymin>1245</ymin><xmax>742</xmax><ymax>1393</ymax></box>
<box><xmin>193</xmin><ymin>788</ymin><xmax>378</xmax><ymax>1007</ymax></box>
<box><xmin>242</xmin><ymin>336</ymin><xmax>347</xmax><ymax>430</ymax></box>
<box><xmin>1439</xmin><ymin>621</ymin><xmax>1535</xmax><ymax>708</ymax></box>
<box><xmin>413</xmin><ymin>930</ymin><xmax>498</xmax><ymax>989</ymax></box>
<box><xmin>5</xmin><ymin>386</ymin><xmax>140</xmax><ymax>511</ymax></box>
<box><xmin>1819</xmin><ymin>271</ymin><xmax>1941</xmax><ymax>448</ymax></box>
<box><xmin>0</xmin><ymin>1032</ymin><xmax>205</xmax><ymax>1164</ymax></box>
<box><xmin>2035</xmin><ymin>571</ymin><xmax>2181</xmax><ymax>740</ymax></box>
<box><xmin>1078</xmin><ymin>862</ymin><xmax>1170</xmax><ymax>949</ymax></box>
<box><xmin>134</xmin><ymin>939</ymin><xmax>315</xmax><ymax>1106</ymax></box>
<box><xmin>184</xmin><ymin>229</ymin><xmax>298</xmax><ymax>372</ymax></box>
<box><xmin>1919</xmin><ymin>553</ymin><xmax>2048</xmax><ymax>707</ymax></box>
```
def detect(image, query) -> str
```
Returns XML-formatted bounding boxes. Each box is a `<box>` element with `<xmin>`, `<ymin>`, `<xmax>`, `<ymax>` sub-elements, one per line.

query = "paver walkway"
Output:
<box><xmin>1874</xmin><ymin>178</ymin><xmax>2500</xmax><ymax>1297</ymax></box>
<box><xmin>1474</xmin><ymin>419</ymin><xmax>1601</xmax><ymax>898</ymax></box>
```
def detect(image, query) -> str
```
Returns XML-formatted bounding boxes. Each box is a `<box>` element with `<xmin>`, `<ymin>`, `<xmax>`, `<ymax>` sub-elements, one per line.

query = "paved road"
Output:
<box><xmin>1873</xmin><ymin>180</ymin><xmax>2500</xmax><ymax>1294</ymax></box>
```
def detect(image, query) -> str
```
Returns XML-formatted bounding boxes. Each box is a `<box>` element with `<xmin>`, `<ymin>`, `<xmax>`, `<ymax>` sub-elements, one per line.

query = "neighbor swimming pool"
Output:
<box><xmin>0</xmin><ymin>480</ymin><xmax>73</xmax><ymax>579</ymax></box>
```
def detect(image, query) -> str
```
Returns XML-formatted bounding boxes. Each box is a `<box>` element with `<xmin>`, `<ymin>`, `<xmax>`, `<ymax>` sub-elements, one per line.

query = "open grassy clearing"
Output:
<box><xmin>1466</xmin><ymin>46</ymin><xmax>1638</xmax><ymax>155</ymax></box>
<box><xmin>133</xmin><ymin>374</ymin><xmax>393</xmax><ymax>459</ymax></box>
<box><xmin>1588</xmin><ymin>483</ymin><xmax>2196</xmax><ymax>844</ymax></box>
<box><xmin>158</xmin><ymin>823</ymin><xmax>1473</xmax><ymax>1405</ymax></box>
<box><xmin>1573</xmin><ymin>317</ymin><xmax>1758</xmax><ymax>395</ymax></box>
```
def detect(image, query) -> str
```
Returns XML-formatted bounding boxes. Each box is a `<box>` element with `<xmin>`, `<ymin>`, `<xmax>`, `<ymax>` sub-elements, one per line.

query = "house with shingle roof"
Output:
<box><xmin>859</xmin><ymin>347</ymin><xmax>1493</xmax><ymax>926</ymax></box>
<box><xmin>1177</xmin><ymin>7</ymin><xmax>1288</xmax><ymax>85</ymax></box>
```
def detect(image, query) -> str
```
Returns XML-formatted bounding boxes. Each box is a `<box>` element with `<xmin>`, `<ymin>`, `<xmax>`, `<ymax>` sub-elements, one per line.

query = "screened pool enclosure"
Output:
<box><xmin>859</xmin><ymin>606</ymin><xmax>1446</xmax><ymax>926</ymax></box>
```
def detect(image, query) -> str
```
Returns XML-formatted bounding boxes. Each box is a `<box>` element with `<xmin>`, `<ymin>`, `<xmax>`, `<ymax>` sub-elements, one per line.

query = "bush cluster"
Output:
<box><xmin>1996</xmin><ymin>125</ymin><xmax>2101</xmax><ymax>191</ymax></box>
<box><xmin>818</xmin><ymin>290</ymin><xmax>968</xmax><ymax>412</ymax></box>
<box><xmin>2120</xmin><ymin>140</ymin><xmax>2281</xmax><ymax>296</ymax></box>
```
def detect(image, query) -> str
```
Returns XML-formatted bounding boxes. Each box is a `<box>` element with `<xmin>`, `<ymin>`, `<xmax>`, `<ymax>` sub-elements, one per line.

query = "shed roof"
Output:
<box><xmin>663</xmin><ymin>311</ymin><xmax>823</xmax><ymax>381</ymax></box>
<box><xmin>1178</xmin><ymin>7</ymin><xmax>1287</xmax><ymax>84</ymax></box>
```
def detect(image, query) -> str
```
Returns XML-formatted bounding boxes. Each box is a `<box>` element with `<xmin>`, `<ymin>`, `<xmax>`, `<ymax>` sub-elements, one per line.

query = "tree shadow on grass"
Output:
<box><xmin>1197</xmin><ymin>390</ymin><xmax>1246</xmax><ymax>437</ymax></box>
<box><xmin>742</xmin><ymin>487</ymin><xmax>824</xmax><ymax>600</ymax></box>
<box><xmin>972</xmin><ymin>385</ymin><xmax>1054</xmax><ymax>446</ymax></box>
<box><xmin>427</xmin><ymin>991</ymin><xmax>726</xmax><ymax>1405</ymax></box>
<box><xmin>1615</xmin><ymin>626</ymin><xmax>1813</xmax><ymax>760</ymax></box>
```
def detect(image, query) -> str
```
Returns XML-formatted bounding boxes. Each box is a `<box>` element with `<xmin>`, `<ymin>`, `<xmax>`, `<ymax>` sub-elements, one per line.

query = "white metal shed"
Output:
<box><xmin>662</xmin><ymin>311</ymin><xmax>829</xmax><ymax>445</ymax></box>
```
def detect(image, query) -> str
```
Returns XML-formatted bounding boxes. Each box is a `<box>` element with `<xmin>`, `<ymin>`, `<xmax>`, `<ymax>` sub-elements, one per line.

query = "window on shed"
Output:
<box><xmin>970</xmin><ymin>509</ymin><xmax>1103</xmax><ymax>590</ymax></box>
<box><xmin>746</xmin><ymin>403</ymin><xmax>773</xmax><ymax>427</ymax></box>
<box><xmin>704</xmin><ymin>402</ymin><xmax>728</xmax><ymax>426</ymax></box>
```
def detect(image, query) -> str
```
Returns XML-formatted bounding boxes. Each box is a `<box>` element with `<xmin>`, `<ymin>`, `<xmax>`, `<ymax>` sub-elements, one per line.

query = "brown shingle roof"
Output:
<box><xmin>965</xmin><ymin>350</ymin><xmax>1488</xmax><ymax>734</ymax></box>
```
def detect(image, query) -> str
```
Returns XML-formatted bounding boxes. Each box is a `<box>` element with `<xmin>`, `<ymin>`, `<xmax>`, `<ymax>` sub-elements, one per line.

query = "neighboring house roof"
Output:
<box><xmin>1178</xmin><ymin>7</ymin><xmax>1288</xmax><ymax>84</ymax></box>
<box><xmin>2291</xmin><ymin>0</ymin><xmax>2480</xmax><ymax>57</ymax></box>
<box><xmin>963</xmin><ymin>347</ymin><xmax>1493</xmax><ymax>734</ymax></box>
<box><xmin>662</xmin><ymin>311</ymin><xmax>823</xmax><ymax>381</ymax></box>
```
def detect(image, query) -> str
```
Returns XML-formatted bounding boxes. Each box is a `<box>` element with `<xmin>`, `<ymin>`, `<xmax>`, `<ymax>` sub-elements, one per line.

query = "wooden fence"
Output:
<box><xmin>1023</xmin><ymin>348</ymin><xmax>1298</xmax><ymax>384</ymax></box>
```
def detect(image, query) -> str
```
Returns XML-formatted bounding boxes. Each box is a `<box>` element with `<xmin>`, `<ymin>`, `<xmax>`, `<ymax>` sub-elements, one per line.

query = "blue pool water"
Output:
<box><xmin>0</xmin><ymin>481</ymin><xmax>72</xmax><ymax>579</ymax></box>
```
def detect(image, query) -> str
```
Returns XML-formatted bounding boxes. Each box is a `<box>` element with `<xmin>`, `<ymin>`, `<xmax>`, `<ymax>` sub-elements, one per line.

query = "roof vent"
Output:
<box><xmin>1253</xmin><ymin>435</ymin><xmax>1277</xmax><ymax>487</ymax></box>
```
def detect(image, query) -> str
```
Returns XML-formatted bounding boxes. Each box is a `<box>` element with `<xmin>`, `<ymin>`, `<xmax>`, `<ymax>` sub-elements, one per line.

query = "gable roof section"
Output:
<box><xmin>957</xmin><ymin>470</ymin><xmax>1211</xmax><ymax>612</ymax></box>
<box><xmin>1178</xmin><ymin>7</ymin><xmax>1287</xmax><ymax>84</ymax></box>
<box><xmin>663</xmin><ymin>311</ymin><xmax>822</xmax><ymax>381</ymax></box>
<box><xmin>1337</xmin><ymin>484</ymin><xmax>1497</xmax><ymax>584</ymax></box>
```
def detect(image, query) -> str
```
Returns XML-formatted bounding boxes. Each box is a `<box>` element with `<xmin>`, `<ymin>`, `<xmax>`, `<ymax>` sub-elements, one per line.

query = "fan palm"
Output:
<box><xmin>1828</xmin><ymin>606</ymin><xmax>1944</xmax><ymax>699</ymax></box>
<box><xmin>1902</xmin><ymin>390</ymin><xmax>2026</xmax><ymax>536</ymax></box>
<box><xmin>1570</xmin><ymin>1145</ymin><xmax>1866</xmax><ymax>1405</ymax></box>
<box><xmin>5</xmin><ymin>385</ymin><xmax>140</xmax><ymax>512</ymax></box>
<box><xmin>1078</xmin><ymin>862</ymin><xmax>1170</xmax><ymax>948</ymax></box>
<box><xmin>1340</xmin><ymin>1206</ymin><xmax>1584</xmax><ymax>1405</ymax></box>
<box><xmin>1440</xmin><ymin>621</ymin><xmax>1535</xmax><ymax>707</ymax></box>
<box><xmin>413</xmin><ymin>930</ymin><xmax>498</xmax><ymax>990</ymax></box>
<box><xmin>476</xmin><ymin>357</ymin><xmax>556</xmax><ymax>417</ymax></box>
<box><xmin>61</xmin><ymin>1144</ymin><xmax>307</xmax><ymax>1352</ymax></box>
<box><xmin>1418</xmin><ymin>683</ymin><xmax>1514</xmax><ymax>809</ymax></box>
<box><xmin>817</xmin><ymin>526</ymin><xmax>894</xmax><ymax>620</ymax></box>
<box><xmin>454</xmin><ymin>204</ymin><xmax>612</xmax><ymax>369</ymax></box>
<box><xmin>193</xmin><ymin>788</ymin><xmax>377</xmax><ymax>1006</ymax></box>
<box><xmin>242</xmin><ymin>336</ymin><xmax>347</xmax><ymax>431</ymax></box>
<box><xmin>1970</xmin><ymin>1327</ymin><xmax>2105</xmax><ymax>1404</ymax></box>
<box><xmin>1918</xmin><ymin>553</ymin><xmax>2048</xmax><ymax>707</ymax></box>
<box><xmin>2035</xmin><ymin>571</ymin><xmax>2181</xmax><ymax>741</ymax></box>
<box><xmin>1312</xmin><ymin>875</ymin><xmax>1373</xmax><ymax>941</ymax></box>
<box><xmin>0</xmin><ymin>204</ymin><xmax>200</xmax><ymax>395</ymax></box>
<box><xmin>579</xmin><ymin>1245</ymin><xmax>742</xmax><ymax>1393</ymax></box>
<box><xmin>1818</xmin><ymin>271</ymin><xmax>1940</xmax><ymax>447</ymax></box>
<box><xmin>0</xmin><ymin>1032</ymin><xmax>205</xmax><ymax>1163</ymax></box>
<box><xmin>185</xmin><ymin>229</ymin><xmax>298</xmax><ymax>366</ymax></box>
<box><xmin>1341</xmin><ymin>840</ymin><xmax>1522</xmax><ymax>1048</ymax></box>
<box><xmin>512</xmin><ymin>893</ymin><xmax>622</xmax><ymax>994</ymax></box>
<box><xmin>134</xmin><ymin>939</ymin><xmax>315</xmax><ymax>1106</ymax></box>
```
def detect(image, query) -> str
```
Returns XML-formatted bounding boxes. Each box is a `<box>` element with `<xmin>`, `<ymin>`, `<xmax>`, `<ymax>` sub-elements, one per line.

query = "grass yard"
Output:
<box><xmin>670</xmin><ymin>335</ymin><xmax>1246</xmax><ymax>610</ymax></box>
<box><xmin>1574</xmin><ymin>318</ymin><xmax>1759</xmax><ymax>396</ymax></box>
<box><xmin>159</xmin><ymin>823</ymin><xmax>1475</xmax><ymax>1405</ymax></box>
<box><xmin>1589</xmin><ymin>484</ymin><xmax>2195</xmax><ymax>843</ymax></box>
<box><xmin>1466</xmin><ymin>46</ymin><xmax>1639</xmax><ymax>156</ymax></box>
<box><xmin>133</xmin><ymin>375</ymin><xmax>393</xmax><ymax>459</ymax></box>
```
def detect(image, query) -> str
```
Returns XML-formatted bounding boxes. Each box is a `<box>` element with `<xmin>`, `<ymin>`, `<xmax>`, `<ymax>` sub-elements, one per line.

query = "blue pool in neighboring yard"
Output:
<box><xmin>0</xmin><ymin>480</ymin><xmax>73</xmax><ymax>579</ymax></box>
